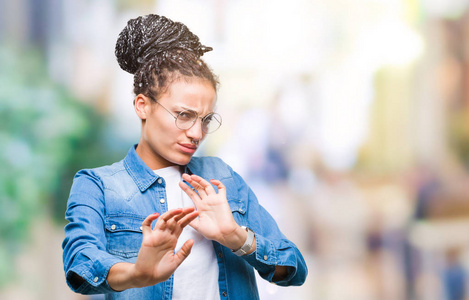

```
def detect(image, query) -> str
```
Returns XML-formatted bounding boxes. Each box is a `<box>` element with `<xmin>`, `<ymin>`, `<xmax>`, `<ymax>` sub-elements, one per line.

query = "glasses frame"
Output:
<box><xmin>149</xmin><ymin>97</ymin><xmax>222</xmax><ymax>134</ymax></box>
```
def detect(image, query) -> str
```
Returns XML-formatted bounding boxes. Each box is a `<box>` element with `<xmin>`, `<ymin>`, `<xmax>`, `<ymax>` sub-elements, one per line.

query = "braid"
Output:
<box><xmin>115</xmin><ymin>14</ymin><xmax>218</xmax><ymax>101</ymax></box>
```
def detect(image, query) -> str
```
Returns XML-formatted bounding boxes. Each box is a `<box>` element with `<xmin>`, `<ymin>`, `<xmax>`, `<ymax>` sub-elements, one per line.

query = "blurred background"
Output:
<box><xmin>2</xmin><ymin>0</ymin><xmax>469</xmax><ymax>299</ymax></box>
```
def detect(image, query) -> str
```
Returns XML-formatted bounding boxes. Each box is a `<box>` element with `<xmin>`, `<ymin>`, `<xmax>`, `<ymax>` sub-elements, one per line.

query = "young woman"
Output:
<box><xmin>62</xmin><ymin>14</ymin><xmax>307</xmax><ymax>300</ymax></box>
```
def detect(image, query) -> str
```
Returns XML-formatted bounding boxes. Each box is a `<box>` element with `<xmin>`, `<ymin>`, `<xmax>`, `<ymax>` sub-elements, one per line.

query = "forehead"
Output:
<box><xmin>159</xmin><ymin>77</ymin><xmax>217</xmax><ymax>111</ymax></box>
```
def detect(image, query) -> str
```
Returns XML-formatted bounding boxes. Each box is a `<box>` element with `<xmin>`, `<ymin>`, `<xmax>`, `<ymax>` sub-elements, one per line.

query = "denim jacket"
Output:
<box><xmin>62</xmin><ymin>145</ymin><xmax>308</xmax><ymax>299</ymax></box>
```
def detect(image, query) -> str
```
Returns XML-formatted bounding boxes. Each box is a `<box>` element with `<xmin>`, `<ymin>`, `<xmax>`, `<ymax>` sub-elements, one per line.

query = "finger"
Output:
<box><xmin>178</xmin><ymin>211</ymin><xmax>199</xmax><ymax>229</ymax></box>
<box><xmin>189</xmin><ymin>174</ymin><xmax>217</xmax><ymax>196</ymax></box>
<box><xmin>181</xmin><ymin>173</ymin><xmax>190</xmax><ymax>179</ymax></box>
<box><xmin>165</xmin><ymin>217</ymin><xmax>178</xmax><ymax>232</ymax></box>
<box><xmin>172</xmin><ymin>211</ymin><xmax>199</xmax><ymax>236</ymax></box>
<box><xmin>173</xmin><ymin>207</ymin><xmax>196</xmax><ymax>223</ymax></box>
<box><xmin>179</xmin><ymin>181</ymin><xmax>201</xmax><ymax>204</ymax></box>
<box><xmin>141</xmin><ymin>213</ymin><xmax>159</xmax><ymax>235</ymax></box>
<box><xmin>191</xmin><ymin>181</ymin><xmax>208</xmax><ymax>197</ymax></box>
<box><xmin>174</xmin><ymin>239</ymin><xmax>194</xmax><ymax>265</ymax></box>
<box><xmin>190</xmin><ymin>174</ymin><xmax>215</xmax><ymax>192</ymax></box>
<box><xmin>182</xmin><ymin>174</ymin><xmax>208</xmax><ymax>197</ymax></box>
<box><xmin>155</xmin><ymin>208</ymin><xmax>184</xmax><ymax>231</ymax></box>
<box><xmin>159</xmin><ymin>208</ymin><xmax>184</xmax><ymax>222</ymax></box>
<box><xmin>160</xmin><ymin>207</ymin><xmax>195</xmax><ymax>232</ymax></box>
<box><xmin>210</xmin><ymin>179</ymin><xmax>227</xmax><ymax>198</ymax></box>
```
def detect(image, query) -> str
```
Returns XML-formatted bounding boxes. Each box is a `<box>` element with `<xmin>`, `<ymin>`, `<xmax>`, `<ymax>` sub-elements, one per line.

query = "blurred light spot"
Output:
<box><xmin>359</xmin><ymin>19</ymin><xmax>425</xmax><ymax>67</ymax></box>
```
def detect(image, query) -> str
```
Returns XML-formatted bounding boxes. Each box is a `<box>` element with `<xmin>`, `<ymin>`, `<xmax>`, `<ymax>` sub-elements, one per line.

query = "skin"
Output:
<box><xmin>107</xmin><ymin>77</ymin><xmax>287</xmax><ymax>291</ymax></box>
<box><xmin>135</xmin><ymin>78</ymin><xmax>216</xmax><ymax>170</ymax></box>
<box><xmin>107</xmin><ymin>208</ymin><xmax>199</xmax><ymax>291</ymax></box>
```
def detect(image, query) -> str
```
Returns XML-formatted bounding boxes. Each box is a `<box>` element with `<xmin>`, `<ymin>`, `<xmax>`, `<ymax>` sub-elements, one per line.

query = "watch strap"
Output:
<box><xmin>232</xmin><ymin>226</ymin><xmax>255</xmax><ymax>256</ymax></box>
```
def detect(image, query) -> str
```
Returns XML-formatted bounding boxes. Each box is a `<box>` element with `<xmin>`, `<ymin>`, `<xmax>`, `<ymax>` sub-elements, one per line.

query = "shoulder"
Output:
<box><xmin>188</xmin><ymin>156</ymin><xmax>251</xmax><ymax>196</ymax></box>
<box><xmin>69</xmin><ymin>160</ymin><xmax>128</xmax><ymax>204</ymax></box>
<box><xmin>73</xmin><ymin>160</ymin><xmax>126</xmax><ymax>186</ymax></box>
<box><xmin>188</xmin><ymin>156</ymin><xmax>233</xmax><ymax>180</ymax></box>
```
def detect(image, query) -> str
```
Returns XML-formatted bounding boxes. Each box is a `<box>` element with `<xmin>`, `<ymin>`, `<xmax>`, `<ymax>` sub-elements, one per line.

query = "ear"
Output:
<box><xmin>134</xmin><ymin>94</ymin><xmax>152</xmax><ymax>120</ymax></box>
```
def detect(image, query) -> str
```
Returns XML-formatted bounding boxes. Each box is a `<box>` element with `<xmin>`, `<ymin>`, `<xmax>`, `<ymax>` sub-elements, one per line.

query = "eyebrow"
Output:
<box><xmin>178</xmin><ymin>105</ymin><xmax>215</xmax><ymax>117</ymax></box>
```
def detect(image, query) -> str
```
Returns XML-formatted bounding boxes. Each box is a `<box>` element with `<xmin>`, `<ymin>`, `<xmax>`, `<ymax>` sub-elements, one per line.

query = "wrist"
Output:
<box><xmin>231</xmin><ymin>226</ymin><xmax>256</xmax><ymax>256</ymax></box>
<box><xmin>128</xmin><ymin>263</ymin><xmax>148</xmax><ymax>289</ymax></box>
<box><xmin>108</xmin><ymin>262</ymin><xmax>153</xmax><ymax>291</ymax></box>
<box><xmin>221</xmin><ymin>225</ymin><xmax>246</xmax><ymax>250</ymax></box>
<box><xmin>108</xmin><ymin>262</ymin><xmax>139</xmax><ymax>291</ymax></box>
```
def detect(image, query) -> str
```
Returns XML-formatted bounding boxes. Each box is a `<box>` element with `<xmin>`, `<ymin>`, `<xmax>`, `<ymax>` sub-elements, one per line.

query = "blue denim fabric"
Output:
<box><xmin>62</xmin><ymin>145</ymin><xmax>308</xmax><ymax>299</ymax></box>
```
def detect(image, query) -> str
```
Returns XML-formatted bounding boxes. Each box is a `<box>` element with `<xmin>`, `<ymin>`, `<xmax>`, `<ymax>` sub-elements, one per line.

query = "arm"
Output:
<box><xmin>241</xmin><ymin>193</ymin><xmax>307</xmax><ymax>285</ymax></box>
<box><xmin>233</xmin><ymin>171</ymin><xmax>307</xmax><ymax>286</ymax></box>
<box><xmin>63</xmin><ymin>171</ymin><xmax>198</xmax><ymax>294</ymax></box>
<box><xmin>107</xmin><ymin>208</ymin><xmax>198</xmax><ymax>291</ymax></box>
<box><xmin>62</xmin><ymin>171</ymin><xmax>122</xmax><ymax>294</ymax></box>
<box><xmin>179</xmin><ymin>172</ymin><xmax>307</xmax><ymax>286</ymax></box>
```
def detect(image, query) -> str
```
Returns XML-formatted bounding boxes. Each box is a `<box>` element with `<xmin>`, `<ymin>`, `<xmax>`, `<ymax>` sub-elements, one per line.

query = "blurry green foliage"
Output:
<box><xmin>0</xmin><ymin>44</ymin><xmax>123</xmax><ymax>286</ymax></box>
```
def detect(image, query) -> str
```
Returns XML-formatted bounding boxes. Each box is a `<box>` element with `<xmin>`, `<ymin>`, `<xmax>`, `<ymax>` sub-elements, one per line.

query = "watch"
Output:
<box><xmin>232</xmin><ymin>226</ymin><xmax>255</xmax><ymax>256</ymax></box>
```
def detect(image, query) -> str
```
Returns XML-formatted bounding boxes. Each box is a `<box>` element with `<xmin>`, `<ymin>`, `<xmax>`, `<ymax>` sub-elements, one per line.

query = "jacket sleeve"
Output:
<box><xmin>62</xmin><ymin>170</ymin><xmax>124</xmax><ymax>294</ymax></box>
<box><xmin>230</xmin><ymin>169</ymin><xmax>308</xmax><ymax>286</ymax></box>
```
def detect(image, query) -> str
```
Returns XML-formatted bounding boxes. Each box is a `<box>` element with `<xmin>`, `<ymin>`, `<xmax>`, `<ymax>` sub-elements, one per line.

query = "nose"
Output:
<box><xmin>186</xmin><ymin>117</ymin><xmax>204</xmax><ymax>142</ymax></box>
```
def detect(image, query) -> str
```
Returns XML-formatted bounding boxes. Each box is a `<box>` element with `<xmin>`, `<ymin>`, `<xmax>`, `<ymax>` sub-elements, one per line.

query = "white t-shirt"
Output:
<box><xmin>155</xmin><ymin>166</ymin><xmax>220</xmax><ymax>300</ymax></box>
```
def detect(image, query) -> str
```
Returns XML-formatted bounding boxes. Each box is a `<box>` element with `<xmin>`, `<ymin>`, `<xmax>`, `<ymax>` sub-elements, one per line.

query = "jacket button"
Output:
<box><xmin>157</xmin><ymin>178</ymin><xmax>163</xmax><ymax>184</ymax></box>
<box><xmin>93</xmin><ymin>277</ymin><xmax>99</xmax><ymax>283</ymax></box>
<box><xmin>111</xmin><ymin>224</ymin><xmax>116</xmax><ymax>230</ymax></box>
<box><xmin>263</xmin><ymin>255</ymin><xmax>268</xmax><ymax>261</ymax></box>
<box><xmin>222</xmin><ymin>291</ymin><xmax>227</xmax><ymax>297</ymax></box>
<box><xmin>218</xmin><ymin>252</ymin><xmax>223</xmax><ymax>258</ymax></box>
<box><xmin>160</xmin><ymin>199</ymin><xmax>165</xmax><ymax>204</ymax></box>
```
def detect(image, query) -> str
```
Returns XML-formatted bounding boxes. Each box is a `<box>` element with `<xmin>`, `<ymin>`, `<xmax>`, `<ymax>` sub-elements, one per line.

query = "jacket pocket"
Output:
<box><xmin>105</xmin><ymin>214</ymin><xmax>145</xmax><ymax>258</ymax></box>
<box><xmin>228</xmin><ymin>199</ymin><xmax>247</xmax><ymax>227</ymax></box>
<box><xmin>228</xmin><ymin>199</ymin><xmax>247</xmax><ymax>215</ymax></box>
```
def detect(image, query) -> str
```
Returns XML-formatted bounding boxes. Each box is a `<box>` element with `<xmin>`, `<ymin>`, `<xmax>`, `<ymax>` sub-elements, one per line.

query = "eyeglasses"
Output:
<box><xmin>152</xmin><ymin>99</ymin><xmax>222</xmax><ymax>134</ymax></box>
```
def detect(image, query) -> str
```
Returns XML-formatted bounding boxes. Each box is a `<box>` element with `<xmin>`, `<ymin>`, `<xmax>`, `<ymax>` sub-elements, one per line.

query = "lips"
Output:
<box><xmin>178</xmin><ymin>143</ymin><xmax>197</xmax><ymax>154</ymax></box>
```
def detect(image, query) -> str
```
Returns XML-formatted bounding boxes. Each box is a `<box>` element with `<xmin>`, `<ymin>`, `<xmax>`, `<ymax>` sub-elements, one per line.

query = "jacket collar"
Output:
<box><xmin>123</xmin><ymin>145</ymin><xmax>241</xmax><ymax>206</ymax></box>
<box><xmin>123</xmin><ymin>144</ymin><xmax>196</xmax><ymax>192</ymax></box>
<box><xmin>123</xmin><ymin>144</ymin><xmax>162</xmax><ymax>192</ymax></box>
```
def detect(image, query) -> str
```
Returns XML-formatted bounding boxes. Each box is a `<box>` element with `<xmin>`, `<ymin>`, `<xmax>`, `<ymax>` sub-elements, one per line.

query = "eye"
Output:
<box><xmin>202</xmin><ymin>114</ymin><xmax>214</xmax><ymax>123</ymax></box>
<box><xmin>178</xmin><ymin>110</ymin><xmax>197</xmax><ymax>122</ymax></box>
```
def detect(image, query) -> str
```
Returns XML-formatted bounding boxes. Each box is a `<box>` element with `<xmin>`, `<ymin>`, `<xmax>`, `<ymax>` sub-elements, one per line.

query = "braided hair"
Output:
<box><xmin>115</xmin><ymin>14</ymin><xmax>218</xmax><ymax>101</ymax></box>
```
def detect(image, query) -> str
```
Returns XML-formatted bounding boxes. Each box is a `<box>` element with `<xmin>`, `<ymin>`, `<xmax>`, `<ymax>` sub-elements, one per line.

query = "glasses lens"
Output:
<box><xmin>202</xmin><ymin>113</ymin><xmax>222</xmax><ymax>134</ymax></box>
<box><xmin>176</xmin><ymin>110</ymin><xmax>198</xmax><ymax>130</ymax></box>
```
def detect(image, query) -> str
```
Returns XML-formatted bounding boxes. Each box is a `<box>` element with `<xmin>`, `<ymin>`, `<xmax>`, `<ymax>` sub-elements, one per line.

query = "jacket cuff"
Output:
<box><xmin>241</xmin><ymin>233</ymin><xmax>277</xmax><ymax>281</ymax></box>
<box><xmin>66</xmin><ymin>252</ymin><xmax>124</xmax><ymax>294</ymax></box>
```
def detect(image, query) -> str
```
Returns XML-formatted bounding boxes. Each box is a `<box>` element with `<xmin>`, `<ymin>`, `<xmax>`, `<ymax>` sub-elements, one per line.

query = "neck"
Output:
<box><xmin>135</xmin><ymin>139</ymin><xmax>175</xmax><ymax>170</ymax></box>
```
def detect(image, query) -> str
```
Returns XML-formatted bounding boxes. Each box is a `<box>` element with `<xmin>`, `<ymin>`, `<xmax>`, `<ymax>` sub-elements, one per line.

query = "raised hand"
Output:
<box><xmin>179</xmin><ymin>174</ymin><xmax>247</xmax><ymax>251</ymax></box>
<box><xmin>107</xmin><ymin>207</ymin><xmax>199</xmax><ymax>291</ymax></box>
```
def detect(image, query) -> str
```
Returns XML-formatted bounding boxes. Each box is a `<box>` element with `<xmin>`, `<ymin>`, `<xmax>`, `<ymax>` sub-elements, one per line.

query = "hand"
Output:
<box><xmin>179</xmin><ymin>174</ymin><xmax>247</xmax><ymax>250</ymax></box>
<box><xmin>107</xmin><ymin>207</ymin><xmax>199</xmax><ymax>291</ymax></box>
<box><xmin>134</xmin><ymin>207</ymin><xmax>199</xmax><ymax>285</ymax></box>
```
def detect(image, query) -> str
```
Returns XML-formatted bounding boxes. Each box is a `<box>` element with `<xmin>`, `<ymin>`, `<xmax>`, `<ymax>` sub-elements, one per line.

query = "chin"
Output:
<box><xmin>171</xmin><ymin>154</ymin><xmax>193</xmax><ymax>166</ymax></box>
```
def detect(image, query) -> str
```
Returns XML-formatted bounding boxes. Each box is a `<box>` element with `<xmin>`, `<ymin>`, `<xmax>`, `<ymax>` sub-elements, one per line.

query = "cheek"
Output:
<box><xmin>147</xmin><ymin>114</ymin><xmax>167</xmax><ymax>133</ymax></box>
<box><xmin>148</xmin><ymin>119</ymin><xmax>179</xmax><ymax>143</ymax></box>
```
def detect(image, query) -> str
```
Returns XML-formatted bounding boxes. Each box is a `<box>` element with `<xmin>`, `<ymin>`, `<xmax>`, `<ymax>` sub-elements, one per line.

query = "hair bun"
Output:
<box><xmin>115</xmin><ymin>14</ymin><xmax>212</xmax><ymax>74</ymax></box>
